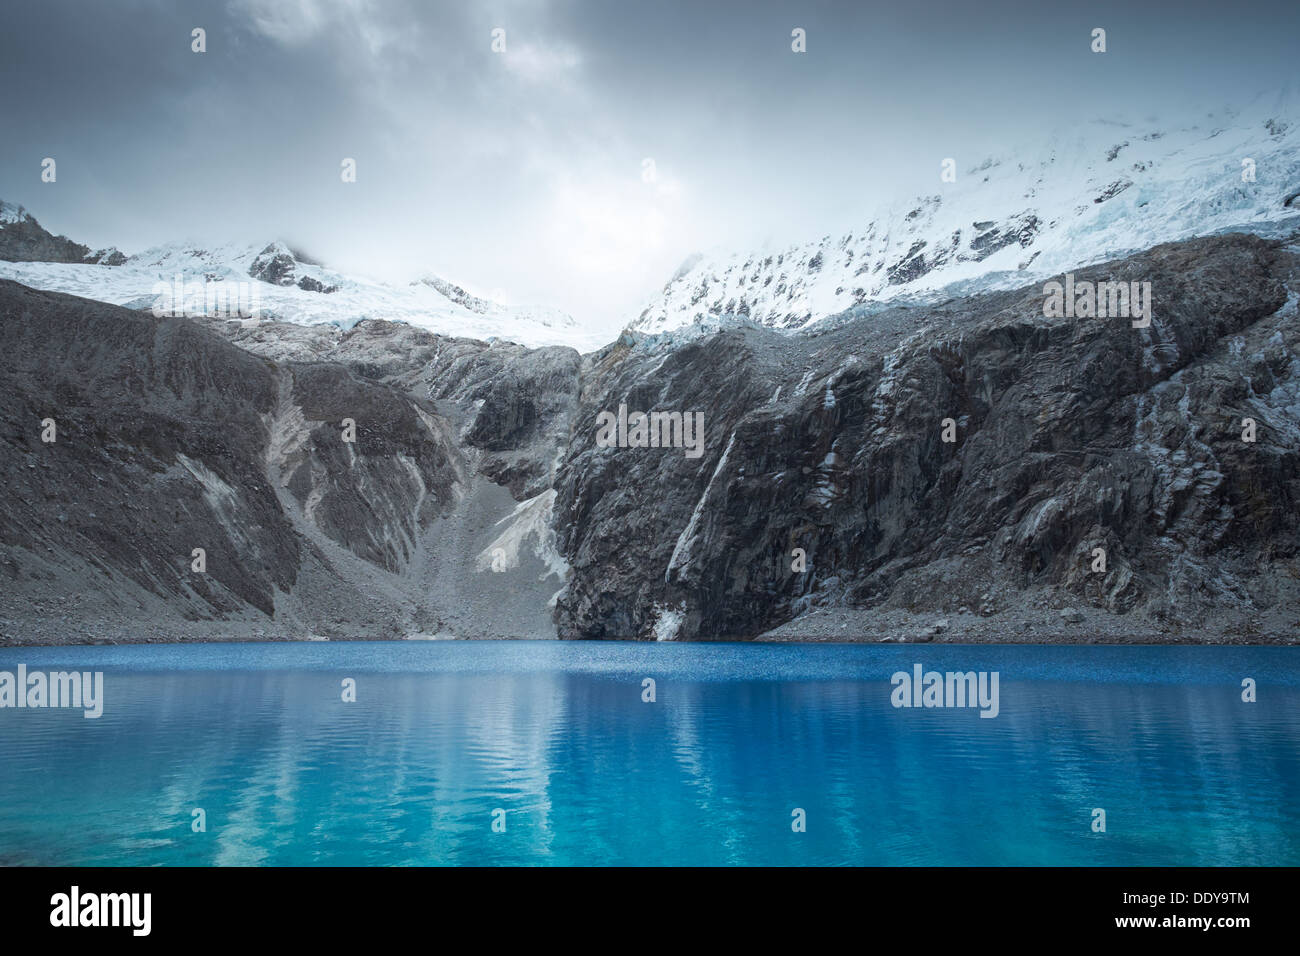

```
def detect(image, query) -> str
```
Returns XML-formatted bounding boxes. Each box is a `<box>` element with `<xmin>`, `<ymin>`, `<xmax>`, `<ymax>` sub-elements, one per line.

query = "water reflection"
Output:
<box><xmin>0</xmin><ymin>644</ymin><xmax>1295</xmax><ymax>865</ymax></box>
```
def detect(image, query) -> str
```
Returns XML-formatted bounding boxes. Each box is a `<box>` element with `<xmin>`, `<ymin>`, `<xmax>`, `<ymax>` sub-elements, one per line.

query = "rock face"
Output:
<box><xmin>3</xmin><ymin>231</ymin><xmax>1300</xmax><ymax>643</ymax></box>
<box><xmin>0</xmin><ymin>280</ymin><xmax>471</xmax><ymax>641</ymax></box>
<box><xmin>554</xmin><ymin>233</ymin><xmax>1300</xmax><ymax>640</ymax></box>
<box><xmin>295</xmin><ymin>275</ymin><xmax>337</xmax><ymax>293</ymax></box>
<box><xmin>427</xmin><ymin>340</ymin><xmax>581</xmax><ymax>500</ymax></box>
<box><xmin>0</xmin><ymin>202</ymin><xmax>124</xmax><ymax>266</ymax></box>
<box><xmin>207</xmin><ymin>318</ymin><xmax>582</xmax><ymax>496</ymax></box>
<box><xmin>249</xmin><ymin>242</ymin><xmax>298</xmax><ymax>286</ymax></box>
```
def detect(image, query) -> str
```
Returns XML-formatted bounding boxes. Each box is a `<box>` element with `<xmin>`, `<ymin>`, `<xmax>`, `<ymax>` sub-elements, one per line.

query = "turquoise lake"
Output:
<box><xmin>0</xmin><ymin>641</ymin><xmax>1296</xmax><ymax>866</ymax></box>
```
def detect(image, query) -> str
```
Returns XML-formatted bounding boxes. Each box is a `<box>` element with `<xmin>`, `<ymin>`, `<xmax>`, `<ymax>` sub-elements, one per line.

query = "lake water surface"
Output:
<box><xmin>0</xmin><ymin>641</ymin><xmax>1296</xmax><ymax>866</ymax></box>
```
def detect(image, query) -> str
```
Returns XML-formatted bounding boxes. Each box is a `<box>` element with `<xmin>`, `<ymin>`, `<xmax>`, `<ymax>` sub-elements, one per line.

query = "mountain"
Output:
<box><xmin>0</xmin><ymin>279</ymin><xmax>577</xmax><ymax>643</ymax></box>
<box><xmin>409</xmin><ymin>273</ymin><xmax>581</xmax><ymax>344</ymax></box>
<box><xmin>0</xmin><ymin>214</ymin><xmax>598</xmax><ymax>350</ymax></box>
<box><xmin>561</xmin><ymin>232</ymin><xmax>1300</xmax><ymax>641</ymax></box>
<box><xmin>4</xmin><ymin>95</ymin><xmax>1300</xmax><ymax>644</ymax></box>
<box><xmin>4</xmin><ymin>229</ymin><xmax>1299</xmax><ymax>644</ymax></box>
<box><xmin>0</xmin><ymin>199</ymin><xmax>125</xmax><ymax>266</ymax></box>
<box><xmin>633</xmin><ymin>95</ymin><xmax>1300</xmax><ymax>337</ymax></box>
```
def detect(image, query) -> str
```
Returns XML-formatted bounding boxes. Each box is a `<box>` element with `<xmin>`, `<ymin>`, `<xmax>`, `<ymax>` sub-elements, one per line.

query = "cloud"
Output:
<box><xmin>498</xmin><ymin>40</ymin><xmax>582</xmax><ymax>85</ymax></box>
<box><xmin>6</xmin><ymin>0</ymin><xmax>1300</xmax><ymax>337</ymax></box>
<box><xmin>230</xmin><ymin>0</ymin><xmax>403</xmax><ymax>56</ymax></box>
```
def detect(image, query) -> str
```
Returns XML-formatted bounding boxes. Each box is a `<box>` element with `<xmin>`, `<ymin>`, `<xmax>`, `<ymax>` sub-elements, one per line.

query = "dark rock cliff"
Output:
<box><xmin>3</xmin><ymin>231</ymin><xmax>1299</xmax><ymax>643</ymax></box>
<box><xmin>0</xmin><ymin>281</ymin><xmax>467</xmax><ymax>640</ymax></box>
<box><xmin>0</xmin><ymin>206</ymin><xmax>124</xmax><ymax>265</ymax></box>
<box><xmin>554</xmin><ymin>234</ymin><xmax>1300</xmax><ymax>639</ymax></box>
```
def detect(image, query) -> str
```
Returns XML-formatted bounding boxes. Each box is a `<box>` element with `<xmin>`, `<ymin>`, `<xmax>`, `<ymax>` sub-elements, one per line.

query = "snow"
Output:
<box><xmin>0</xmin><ymin>200</ymin><xmax>30</xmax><ymax>224</ymax></box>
<box><xmin>475</xmin><ymin>489</ymin><xmax>568</xmax><ymax>580</ymax></box>
<box><xmin>0</xmin><ymin>235</ymin><xmax>606</xmax><ymax>351</ymax></box>
<box><xmin>667</xmin><ymin>429</ymin><xmax>737</xmax><ymax>580</ymax></box>
<box><xmin>632</xmin><ymin>92</ymin><xmax>1300</xmax><ymax>338</ymax></box>
<box><xmin>652</xmin><ymin>602</ymin><xmax>687</xmax><ymax>641</ymax></box>
<box><xmin>4</xmin><ymin>91</ymin><xmax>1298</xmax><ymax>351</ymax></box>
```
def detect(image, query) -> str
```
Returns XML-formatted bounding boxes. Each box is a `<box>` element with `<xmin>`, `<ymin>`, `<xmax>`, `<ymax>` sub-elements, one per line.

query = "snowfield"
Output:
<box><xmin>0</xmin><ymin>236</ymin><xmax>602</xmax><ymax>351</ymax></box>
<box><xmin>633</xmin><ymin>93</ymin><xmax>1300</xmax><ymax>337</ymax></box>
<box><xmin>3</xmin><ymin>93</ymin><xmax>1299</xmax><ymax>351</ymax></box>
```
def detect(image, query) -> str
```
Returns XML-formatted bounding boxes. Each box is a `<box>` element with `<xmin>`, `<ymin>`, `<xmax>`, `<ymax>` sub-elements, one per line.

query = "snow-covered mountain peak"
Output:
<box><xmin>632</xmin><ymin>96</ymin><xmax>1300</xmax><ymax>338</ymax></box>
<box><xmin>1</xmin><ymin>222</ymin><xmax>597</xmax><ymax>349</ymax></box>
<box><xmin>124</xmin><ymin>238</ymin><xmax>333</xmax><ymax>287</ymax></box>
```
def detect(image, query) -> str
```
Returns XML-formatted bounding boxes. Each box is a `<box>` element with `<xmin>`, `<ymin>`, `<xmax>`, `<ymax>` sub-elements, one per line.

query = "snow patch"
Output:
<box><xmin>667</xmin><ymin>430</ymin><xmax>737</xmax><ymax>580</ymax></box>
<box><xmin>476</xmin><ymin>489</ymin><xmax>568</xmax><ymax>580</ymax></box>
<box><xmin>653</xmin><ymin>602</ymin><xmax>687</xmax><ymax>641</ymax></box>
<box><xmin>0</xmin><ymin>200</ymin><xmax>32</xmax><ymax>224</ymax></box>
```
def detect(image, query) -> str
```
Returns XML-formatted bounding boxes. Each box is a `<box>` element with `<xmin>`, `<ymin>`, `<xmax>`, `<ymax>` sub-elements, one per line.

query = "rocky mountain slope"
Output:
<box><xmin>0</xmin><ymin>280</ymin><xmax>569</xmax><ymax>643</ymax></box>
<box><xmin>560</xmin><ymin>232</ymin><xmax>1300</xmax><ymax>641</ymax></box>
<box><xmin>5</xmin><ymin>229</ymin><xmax>1299</xmax><ymax>644</ymax></box>
<box><xmin>0</xmin><ymin>200</ymin><xmax>125</xmax><ymax>266</ymax></box>
<box><xmin>4</xmin><ymin>91</ymin><xmax>1300</xmax><ymax>643</ymax></box>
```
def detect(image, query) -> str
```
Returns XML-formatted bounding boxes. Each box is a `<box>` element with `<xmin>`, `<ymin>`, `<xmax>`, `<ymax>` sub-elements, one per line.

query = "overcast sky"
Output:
<box><xmin>2</xmin><ymin>0</ymin><xmax>1298</xmax><ymax>334</ymax></box>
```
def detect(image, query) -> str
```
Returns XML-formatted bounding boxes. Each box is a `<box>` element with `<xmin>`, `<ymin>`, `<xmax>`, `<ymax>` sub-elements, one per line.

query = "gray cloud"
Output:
<box><xmin>2</xmin><ymin>0</ymin><xmax>1298</xmax><ymax>335</ymax></box>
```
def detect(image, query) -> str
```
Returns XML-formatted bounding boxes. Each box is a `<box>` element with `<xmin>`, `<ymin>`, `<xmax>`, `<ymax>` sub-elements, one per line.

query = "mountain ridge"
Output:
<box><xmin>4</xmin><ymin>230</ymin><xmax>1299</xmax><ymax>643</ymax></box>
<box><xmin>0</xmin><ymin>207</ymin><xmax>593</xmax><ymax>350</ymax></box>
<box><xmin>632</xmin><ymin>97</ymin><xmax>1300</xmax><ymax>339</ymax></box>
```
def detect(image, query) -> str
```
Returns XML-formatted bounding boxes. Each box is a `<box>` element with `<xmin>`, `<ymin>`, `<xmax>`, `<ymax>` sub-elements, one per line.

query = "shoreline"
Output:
<box><xmin>4</xmin><ymin>597</ymin><xmax>1297</xmax><ymax>648</ymax></box>
<box><xmin>0</xmin><ymin>627</ymin><xmax>1295</xmax><ymax>648</ymax></box>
